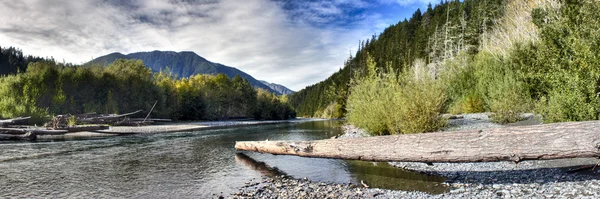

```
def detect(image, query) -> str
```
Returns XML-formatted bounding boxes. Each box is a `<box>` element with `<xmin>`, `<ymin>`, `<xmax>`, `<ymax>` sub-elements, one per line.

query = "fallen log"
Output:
<box><xmin>0</xmin><ymin>116</ymin><xmax>31</xmax><ymax>127</ymax></box>
<box><xmin>50</xmin><ymin>125</ymin><xmax>110</xmax><ymax>132</ymax></box>
<box><xmin>77</xmin><ymin>110</ymin><xmax>143</xmax><ymax>124</ymax></box>
<box><xmin>0</xmin><ymin>132</ymin><xmax>37</xmax><ymax>141</ymax></box>
<box><xmin>235</xmin><ymin>121</ymin><xmax>600</xmax><ymax>163</ymax></box>
<box><xmin>128</xmin><ymin>118</ymin><xmax>173</xmax><ymax>122</ymax></box>
<box><xmin>0</xmin><ymin>127</ymin><xmax>69</xmax><ymax>135</ymax></box>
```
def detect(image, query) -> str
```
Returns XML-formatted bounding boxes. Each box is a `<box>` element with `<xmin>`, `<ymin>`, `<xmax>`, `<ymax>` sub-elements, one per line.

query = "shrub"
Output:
<box><xmin>390</xmin><ymin>73</ymin><xmax>447</xmax><ymax>134</ymax></box>
<box><xmin>535</xmin><ymin>82</ymin><xmax>599</xmax><ymax>123</ymax></box>
<box><xmin>347</xmin><ymin>55</ymin><xmax>446</xmax><ymax>135</ymax></box>
<box><xmin>449</xmin><ymin>91</ymin><xmax>485</xmax><ymax>115</ymax></box>
<box><xmin>473</xmin><ymin>52</ymin><xmax>532</xmax><ymax>123</ymax></box>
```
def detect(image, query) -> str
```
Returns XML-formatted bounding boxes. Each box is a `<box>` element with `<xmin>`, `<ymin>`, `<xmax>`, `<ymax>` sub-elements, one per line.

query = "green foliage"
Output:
<box><xmin>472</xmin><ymin>53</ymin><xmax>532</xmax><ymax>123</ymax></box>
<box><xmin>86</xmin><ymin>51</ymin><xmax>278</xmax><ymax>94</ymax></box>
<box><xmin>0</xmin><ymin>59</ymin><xmax>295</xmax><ymax>124</ymax></box>
<box><xmin>449</xmin><ymin>91</ymin><xmax>485</xmax><ymax>115</ymax></box>
<box><xmin>296</xmin><ymin>0</ymin><xmax>600</xmax><ymax>134</ymax></box>
<box><xmin>347</xmin><ymin>55</ymin><xmax>446</xmax><ymax>135</ymax></box>
<box><xmin>291</xmin><ymin>0</ymin><xmax>506</xmax><ymax>118</ymax></box>
<box><xmin>520</xmin><ymin>0</ymin><xmax>600</xmax><ymax>123</ymax></box>
<box><xmin>67</xmin><ymin>115</ymin><xmax>77</xmax><ymax>127</ymax></box>
<box><xmin>254</xmin><ymin>89</ymin><xmax>295</xmax><ymax>120</ymax></box>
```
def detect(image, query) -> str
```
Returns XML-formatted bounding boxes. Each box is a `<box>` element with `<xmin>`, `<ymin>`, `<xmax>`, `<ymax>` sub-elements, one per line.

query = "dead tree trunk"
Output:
<box><xmin>235</xmin><ymin>121</ymin><xmax>600</xmax><ymax>163</ymax></box>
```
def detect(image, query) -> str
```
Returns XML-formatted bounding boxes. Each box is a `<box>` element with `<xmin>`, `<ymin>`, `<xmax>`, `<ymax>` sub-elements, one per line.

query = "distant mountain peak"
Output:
<box><xmin>87</xmin><ymin>50</ymin><xmax>288</xmax><ymax>95</ymax></box>
<box><xmin>260</xmin><ymin>80</ymin><xmax>295</xmax><ymax>95</ymax></box>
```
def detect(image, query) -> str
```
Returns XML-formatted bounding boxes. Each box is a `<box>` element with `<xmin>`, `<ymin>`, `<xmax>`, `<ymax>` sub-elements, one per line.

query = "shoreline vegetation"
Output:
<box><xmin>289</xmin><ymin>0</ymin><xmax>600</xmax><ymax>136</ymax></box>
<box><xmin>0</xmin><ymin>51</ymin><xmax>296</xmax><ymax>125</ymax></box>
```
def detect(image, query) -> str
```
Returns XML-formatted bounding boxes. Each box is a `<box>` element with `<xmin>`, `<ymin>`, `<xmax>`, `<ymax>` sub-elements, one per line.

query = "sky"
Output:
<box><xmin>0</xmin><ymin>0</ymin><xmax>435</xmax><ymax>91</ymax></box>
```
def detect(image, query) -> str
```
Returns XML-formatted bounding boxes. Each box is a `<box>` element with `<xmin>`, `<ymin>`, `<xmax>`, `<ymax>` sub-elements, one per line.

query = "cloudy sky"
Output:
<box><xmin>0</xmin><ymin>0</ymin><xmax>434</xmax><ymax>90</ymax></box>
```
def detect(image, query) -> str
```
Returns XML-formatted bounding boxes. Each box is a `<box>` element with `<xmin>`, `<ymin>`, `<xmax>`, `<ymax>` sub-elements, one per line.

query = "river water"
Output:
<box><xmin>0</xmin><ymin>120</ymin><xmax>447</xmax><ymax>198</ymax></box>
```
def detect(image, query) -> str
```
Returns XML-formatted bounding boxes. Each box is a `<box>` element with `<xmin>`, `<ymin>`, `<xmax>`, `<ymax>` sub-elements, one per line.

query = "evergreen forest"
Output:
<box><xmin>289</xmin><ymin>0</ymin><xmax>600</xmax><ymax>135</ymax></box>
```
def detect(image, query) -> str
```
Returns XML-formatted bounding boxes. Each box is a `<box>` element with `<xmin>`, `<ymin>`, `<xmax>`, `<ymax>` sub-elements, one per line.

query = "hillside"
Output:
<box><xmin>290</xmin><ymin>0</ymin><xmax>600</xmax><ymax>134</ymax></box>
<box><xmin>87</xmin><ymin>51</ymin><xmax>282</xmax><ymax>94</ymax></box>
<box><xmin>289</xmin><ymin>0</ymin><xmax>505</xmax><ymax>118</ymax></box>
<box><xmin>260</xmin><ymin>80</ymin><xmax>294</xmax><ymax>95</ymax></box>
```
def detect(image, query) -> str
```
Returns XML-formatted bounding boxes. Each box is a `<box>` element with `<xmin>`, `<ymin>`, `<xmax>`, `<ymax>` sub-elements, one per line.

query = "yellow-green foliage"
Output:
<box><xmin>67</xmin><ymin>115</ymin><xmax>77</xmax><ymax>127</ymax></box>
<box><xmin>449</xmin><ymin>92</ymin><xmax>485</xmax><ymax>115</ymax></box>
<box><xmin>346</xmin><ymin>71</ymin><xmax>397</xmax><ymax>135</ymax></box>
<box><xmin>0</xmin><ymin>59</ymin><xmax>296</xmax><ymax>124</ymax></box>
<box><xmin>347</xmin><ymin>55</ymin><xmax>446</xmax><ymax>135</ymax></box>
<box><xmin>472</xmin><ymin>53</ymin><xmax>531</xmax><ymax>123</ymax></box>
<box><xmin>391</xmin><ymin>73</ymin><xmax>447</xmax><ymax>134</ymax></box>
<box><xmin>0</xmin><ymin>74</ymin><xmax>48</xmax><ymax>123</ymax></box>
<box><xmin>524</xmin><ymin>0</ymin><xmax>600</xmax><ymax>123</ymax></box>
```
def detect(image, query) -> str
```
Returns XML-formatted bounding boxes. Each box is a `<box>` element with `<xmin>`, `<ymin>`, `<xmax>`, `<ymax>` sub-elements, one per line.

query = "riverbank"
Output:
<box><xmin>230</xmin><ymin>113</ymin><xmax>600</xmax><ymax>198</ymax></box>
<box><xmin>26</xmin><ymin>119</ymin><xmax>316</xmax><ymax>140</ymax></box>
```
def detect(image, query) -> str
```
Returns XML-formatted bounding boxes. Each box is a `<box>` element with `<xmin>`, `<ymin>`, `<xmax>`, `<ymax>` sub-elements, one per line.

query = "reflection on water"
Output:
<box><xmin>235</xmin><ymin>153</ymin><xmax>286</xmax><ymax>177</ymax></box>
<box><xmin>347</xmin><ymin>161</ymin><xmax>449</xmax><ymax>194</ymax></box>
<box><xmin>0</xmin><ymin>120</ymin><xmax>447</xmax><ymax>198</ymax></box>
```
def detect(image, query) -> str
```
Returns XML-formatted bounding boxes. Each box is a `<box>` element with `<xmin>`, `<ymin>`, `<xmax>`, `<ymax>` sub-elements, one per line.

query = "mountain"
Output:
<box><xmin>259</xmin><ymin>80</ymin><xmax>294</xmax><ymax>95</ymax></box>
<box><xmin>87</xmin><ymin>50</ymin><xmax>284</xmax><ymax>94</ymax></box>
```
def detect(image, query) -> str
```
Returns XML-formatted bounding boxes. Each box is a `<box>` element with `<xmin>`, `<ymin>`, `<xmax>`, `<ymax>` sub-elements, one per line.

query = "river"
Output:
<box><xmin>0</xmin><ymin>120</ymin><xmax>447</xmax><ymax>198</ymax></box>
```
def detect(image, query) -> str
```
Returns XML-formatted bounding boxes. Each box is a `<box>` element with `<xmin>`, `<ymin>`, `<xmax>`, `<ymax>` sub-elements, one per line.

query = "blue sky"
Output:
<box><xmin>0</xmin><ymin>0</ymin><xmax>434</xmax><ymax>90</ymax></box>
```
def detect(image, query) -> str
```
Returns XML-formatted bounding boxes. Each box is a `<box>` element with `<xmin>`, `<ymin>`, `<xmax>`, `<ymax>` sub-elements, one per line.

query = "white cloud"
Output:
<box><xmin>0</xmin><ymin>0</ymin><xmax>389</xmax><ymax>90</ymax></box>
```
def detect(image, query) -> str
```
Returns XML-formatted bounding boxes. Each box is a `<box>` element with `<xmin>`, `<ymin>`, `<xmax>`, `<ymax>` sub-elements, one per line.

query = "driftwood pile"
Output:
<box><xmin>1</xmin><ymin>110</ymin><xmax>171</xmax><ymax>141</ymax></box>
<box><xmin>0</xmin><ymin>116</ymin><xmax>109</xmax><ymax>141</ymax></box>
<box><xmin>46</xmin><ymin>110</ymin><xmax>172</xmax><ymax>128</ymax></box>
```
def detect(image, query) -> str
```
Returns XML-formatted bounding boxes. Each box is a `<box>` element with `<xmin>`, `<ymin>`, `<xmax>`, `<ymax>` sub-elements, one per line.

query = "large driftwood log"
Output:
<box><xmin>77</xmin><ymin>110</ymin><xmax>143</xmax><ymax>124</ymax></box>
<box><xmin>51</xmin><ymin>125</ymin><xmax>110</xmax><ymax>132</ymax></box>
<box><xmin>0</xmin><ymin>116</ymin><xmax>31</xmax><ymax>127</ymax></box>
<box><xmin>0</xmin><ymin>133</ymin><xmax>37</xmax><ymax>141</ymax></box>
<box><xmin>235</xmin><ymin>121</ymin><xmax>600</xmax><ymax>163</ymax></box>
<box><xmin>0</xmin><ymin>128</ymin><xmax>69</xmax><ymax>135</ymax></box>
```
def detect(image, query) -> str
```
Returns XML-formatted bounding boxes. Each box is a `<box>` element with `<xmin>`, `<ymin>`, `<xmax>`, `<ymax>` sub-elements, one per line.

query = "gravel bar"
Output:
<box><xmin>34</xmin><ymin>119</ymin><xmax>316</xmax><ymax>140</ymax></box>
<box><xmin>228</xmin><ymin>114</ymin><xmax>600</xmax><ymax>198</ymax></box>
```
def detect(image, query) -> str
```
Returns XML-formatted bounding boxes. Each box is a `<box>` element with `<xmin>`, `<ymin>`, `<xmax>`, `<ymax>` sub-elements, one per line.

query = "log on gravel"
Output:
<box><xmin>77</xmin><ymin>110</ymin><xmax>143</xmax><ymax>124</ymax></box>
<box><xmin>235</xmin><ymin>121</ymin><xmax>600</xmax><ymax>163</ymax></box>
<box><xmin>51</xmin><ymin>125</ymin><xmax>110</xmax><ymax>132</ymax></box>
<box><xmin>0</xmin><ymin>128</ymin><xmax>69</xmax><ymax>135</ymax></box>
<box><xmin>0</xmin><ymin>116</ymin><xmax>31</xmax><ymax>127</ymax></box>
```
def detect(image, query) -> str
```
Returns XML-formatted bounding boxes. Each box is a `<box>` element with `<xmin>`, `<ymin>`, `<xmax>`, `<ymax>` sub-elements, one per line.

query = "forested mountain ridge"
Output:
<box><xmin>290</xmin><ymin>0</ymin><xmax>505</xmax><ymax>118</ymax></box>
<box><xmin>87</xmin><ymin>50</ymin><xmax>283</xmax><ymax>94</ymax></box>
<box><xmin>290</xmin><ymin>0</ymin><xmax>600</xmax><ymax>135</ymax></box>
<box><xmin>260</xmin><ymin>80</ymin><xmax>295</xmax><ymax>95</ymax></box>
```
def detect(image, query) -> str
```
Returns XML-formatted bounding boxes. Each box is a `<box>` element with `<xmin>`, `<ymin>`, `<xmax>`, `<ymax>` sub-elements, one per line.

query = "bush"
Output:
<box><xmin>347</xmin><ymin>55</ymin><xmax>446</xmax><ymax>135</ymax></box>
<box><xmin>449</xmin><ymin>91</ymin><xmax>485</xmax><ymax>115</ymax></box>
<box><xmin>535</xmin><ymin>82</ymin><xmax>599</xmax><ymax>123</ymax></box>
<box><xmin>438</xmin><ymin>55</ymin><xmax>485</xmax><ymax>115</ymax></box>
<box><xmin>473</xmin><ymin>52</ymin><xmax>532</xmax><ymax>123</ymax></box>
<box><xmin>391</xmin><ymin>74</ymin><xmax>447</xmax><ymax>134</ymax></box>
